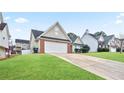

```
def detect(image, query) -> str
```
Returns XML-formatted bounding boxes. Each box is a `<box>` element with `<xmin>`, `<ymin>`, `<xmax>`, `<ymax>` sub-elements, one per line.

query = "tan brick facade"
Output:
<box><xmin>40</xmin><ymin>39</ymin><xmax>44</xmax><ymax>53</ymax></box>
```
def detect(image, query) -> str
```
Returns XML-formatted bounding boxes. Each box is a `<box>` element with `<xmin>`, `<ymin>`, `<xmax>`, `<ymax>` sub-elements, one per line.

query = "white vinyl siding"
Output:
<box><xmin>82</xmin><ymin>34</ymin><xmax>98</xmax><ymax>52</ymax></box>
<box><xmin>0</xmin><ymin>26</ymin><xmax>9</xmax><ymax>48</ymax></box>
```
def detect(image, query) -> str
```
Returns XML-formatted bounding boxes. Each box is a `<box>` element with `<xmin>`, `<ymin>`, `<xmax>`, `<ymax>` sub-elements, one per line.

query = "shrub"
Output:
<box><xmin>116</xmin><ymin>48</ymin><xmax>124</xmax><ymax>52</ymax></box>
<box><xmin>74</xmin><ymin>48</ymin><xmax>78</xmax><ymax>53</ymax></box>
<box><xmin>116</xmin><ymin>48</ymin><xmax>121</xmax><ymax>52</ymax></box>
<box><xmin>97</xmin><ymin>48</ymin><xmax>102</xmax><ymax>52</ymax></box>
<box><xmin>74</xmin><ymin>45</ymin><xmax>90</xmax><ymax>53</ymax></box>
<box><xmin>97</xmin><ymin>48</ymin><xmax>109</xmax><ymax>52</ymax></box>
<box><xmin>74</xmin><ymin>48</ymin><xmax>82</xmax><ymax>53</ymax></box>
<box><xmin>81</xmin><ymin>45</ymin><xmax>90</xmax><ymax>53</ymax></box>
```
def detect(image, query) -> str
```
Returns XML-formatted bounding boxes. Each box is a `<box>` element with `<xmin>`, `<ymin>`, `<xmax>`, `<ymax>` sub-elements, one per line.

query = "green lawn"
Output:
<box><xmin>85</xmin><ymin>52</ymin><xmax>124</xmax><ymax>63</ymax></box>
<box><xmin>0</xmin><ymin>54</ymin><xmax>104</xmax><ymax>80</ymax></box>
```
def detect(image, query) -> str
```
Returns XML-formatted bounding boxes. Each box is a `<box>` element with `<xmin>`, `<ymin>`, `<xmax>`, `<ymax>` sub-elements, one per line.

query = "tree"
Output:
<box><xmin>119</xmin><ymin>34</ymin><xmax>124</xmax><ymax>54</ymax></box>
<box><xmin>120</xmin><ymin>40</ymin><xmax>124</xmax><ymax>54</ymax></box>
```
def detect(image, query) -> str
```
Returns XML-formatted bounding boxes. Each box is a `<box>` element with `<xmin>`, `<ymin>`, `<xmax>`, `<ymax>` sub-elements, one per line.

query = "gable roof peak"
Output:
<box><xmin>55</xmin><ymin>21</ymin><xmax>59</xmax><ymax>24</ymax></box>
<box><xmin>39</xmin><ymin>22</ymin><xmax>71</xmax><ymax>41</ymax></box>
<box><xmin>74</xmin><ymin>36</ymin><xmax>83</xmax><ymax>44</ymax></box>
<box><xmin>51</xmin><ymin>21</ymin><xmax>60</xmax><ymax>27</ymax></box>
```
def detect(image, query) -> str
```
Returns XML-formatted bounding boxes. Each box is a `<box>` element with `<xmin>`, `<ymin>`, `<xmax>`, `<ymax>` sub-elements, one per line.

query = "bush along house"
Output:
<box><xmin>0</xmin><ymin>12</ymin><xmax>11</xmax><ymax>58</ymax></box>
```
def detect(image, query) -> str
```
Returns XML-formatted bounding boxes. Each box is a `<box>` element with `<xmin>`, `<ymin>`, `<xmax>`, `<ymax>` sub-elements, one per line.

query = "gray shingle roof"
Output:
<box><xmin>88</xmin><ymin>33</ymin><xmax>98</xmax><ymax>40</ymax></box>
<box><xmin>93</xmin><ymin>31</ymin><xmax>115</xmax><ymax>45</ymax></box>
<box><xmin>104</xmin><ymin>35</ymin><xmax>114</xmax><ymax>45</ymax></box>
<box><xmin>67</xmin><ymin>33</ymin><xmax>78</xmax><ymax>43</ymax></box>
<box><xmin>15</xmin><ymin>39</ymin><xmax>30</xmax><ymax>44</ymax></box>
<box><xmin>0</xmin><ymin>23</ymin><xmax>6</xmax><ymax>30</ymax></box>
<box><xmin>31</xmin><ymin>29</ymin><xmax>44</xmax><ymax>39</ymax></box>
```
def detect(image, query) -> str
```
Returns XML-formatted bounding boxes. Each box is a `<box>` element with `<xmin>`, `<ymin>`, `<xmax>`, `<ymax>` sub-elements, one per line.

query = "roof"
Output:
<box><xmin>15</xmin><ymin>39</ymin><xmax>30</xmax><ymax>44</ymax></box>
<box><xmin>95</xmin><ymin>35</ymin><xmax>101</xmax><ymax>40</ymax></box>
<box><xmin>93</xmin><ymin>32</ymin><xmax>115</xmax><ymax>45</ymax></box>
<box><xmin>73</xmin><ymin>36</ymin><xmax>83</xmax><ymax>44</ymax></box>
<box><xmin>88</xmin><ymin>33</ymin><xmax>98</xmax><ymax>40</ymax></box>
<box><xmin>0</xmin><ymin>23</ymin><xmax>7</xmax><ymax>30</ymax></box>
<box><xmin>104</xmin><ymin>35</ymin><xmax>114</xmax><ymax>45</ymax></box>
<box><xmin>94</xmin><ymin>31</ymin><xmax>107</xmax><ymax>39</ymax></box>
<box><xmin>81</xmin><ymin>32</ymin><xmax>98</xmax><ymax>46</ymax></box>
<box><xmin>31</xmin><ymin>29</ymin><xmax>44</xmax><ymax>39</ymax></box>
<box><xmin>39</xmin><ymin>22</ymin><xmax>71</xmax><ymax>41</ymax></box>
<box><xmin>67</xmin><ymin>32</ymin><xmax>78</xmax><ymax>43</ymax></box>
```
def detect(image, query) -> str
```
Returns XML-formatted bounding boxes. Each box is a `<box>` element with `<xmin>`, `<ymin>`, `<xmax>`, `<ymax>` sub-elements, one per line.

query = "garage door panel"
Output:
<box><xmin>45</xmin><ymin>41</ymin><xmax>67</xmax><ymax>53</ymax></box>
<box><xmin>110</xmin><ymin>47</ymin><xmax>116</xmax><ymax>52</ymax></box>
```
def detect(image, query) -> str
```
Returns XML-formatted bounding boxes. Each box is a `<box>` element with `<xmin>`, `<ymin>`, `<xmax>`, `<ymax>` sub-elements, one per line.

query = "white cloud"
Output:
<box><xmin>116</xmin><ymin>13</ymin><xmax>124</xmax><ymax>19</ymax></box>
<box><xmin>15</xmin><ymin>17</ymin><xmax>29</xmax><ymax>23</ymax></box>
<box><xmin>116</xmin><ymin>19</ymin><xmax>123</xmax><ymax>24</ymax></box>
<box><xmin>116</xmin><ymin>15</ymin><xmax>121</xmax><ymax>19</ymax></box>
<box><xmin>120</xmin><ymin>13</ymin><xmax>124</xmax><ymax>16</ymax></box>
<box><xmin>4</xmin><ymin>16</ymin><xmax>11</xmax><ymax>21</ymax></box>
<box><xmin>115</xmin><ymin>13</ymin><xmax>124</xmax><ymax>24</ymax></box>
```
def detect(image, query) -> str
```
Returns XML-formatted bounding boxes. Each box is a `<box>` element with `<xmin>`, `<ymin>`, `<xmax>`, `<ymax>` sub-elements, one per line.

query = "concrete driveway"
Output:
<box><xmin>52</xmin><ymin>53</ymin><xmax>124</xmax><ymax>80</ymax></box>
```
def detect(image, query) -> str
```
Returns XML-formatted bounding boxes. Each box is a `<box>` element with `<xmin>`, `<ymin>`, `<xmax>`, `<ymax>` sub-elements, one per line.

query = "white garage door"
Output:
<box><xmin>45</xmin><ymin>41</ymin><xmax>67</xmax><ymax>53</ymax></box>
<box><xmin>22</xmin><ymin>50</ymin><xmax>31</xmax><ymax>55</ymax></box>
<box><xmin>110</xmin><ymin>47</ymin><xmax>116</xmax><ymax>52</ymax></box>
<box><xmin>0</xmin><ymin>48</ymin><xmax>6</xmax><ymax>58</ymax></box>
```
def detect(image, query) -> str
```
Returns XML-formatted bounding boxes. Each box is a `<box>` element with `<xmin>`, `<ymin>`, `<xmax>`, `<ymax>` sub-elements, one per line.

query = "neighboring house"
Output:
<box><xmin>81</xmin><ymin>29</ymin><xmax>98</xmax><ymax>52</ymax></box>
<box><xmin>0</xmin><ymin>12</ymin><xmax>11</xmax><ymax>58</ymax></box>
<box><xmin>81</xmin><ymin>30</ymin><xmax>119</xmax><ymax>52</ymax></box>
<box><xmin>30</xmin><ymin>22</ymin><xmax>72</xmax><ymax>53</ymax></box>
<box><xmin>30</xmin><ymin>29</ymin><xmax>44</xmax><ymax>53</ymax></box>
<box><xmin>68</xmin><ymin>33</ymin><xmax>83</xmax><ymax>52</ymax></box>
<box><xmin>15</xmin><ymin>39</ymin><xmax>30</xmax><ymax>54</ymax></box>
<box><xmin>95</xmin><ymin>32</ymin><xmax>117</xmax><ymax>52</ymax></box>
<box><xmin>115</xmin><ymin>38</ymin><xmax>122</xmax><ymax>48</ymax></box>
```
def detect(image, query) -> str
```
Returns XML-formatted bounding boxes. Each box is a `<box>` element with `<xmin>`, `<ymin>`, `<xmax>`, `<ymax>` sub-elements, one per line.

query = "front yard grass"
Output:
<box><xmin>85</xmin><ymin>52</ymin><xmax>124</xmax><ymax>63</ymax></box>
<box><xmin>0</xmin><ymin>54</ymin><xmax>104</xmax><ymax>80</ymax></box>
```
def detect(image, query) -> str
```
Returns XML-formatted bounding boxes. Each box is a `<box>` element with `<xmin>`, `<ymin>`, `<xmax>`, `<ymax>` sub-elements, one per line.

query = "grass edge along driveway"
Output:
<box><xmin>85</xmin><ymin>52</ymin><xmax>124</xmax><ymax>63</ymax></box>
<box><xmin>0</xmin><ymin>54</ymin><xmax>104</xmax><ymax>80</ymax></box>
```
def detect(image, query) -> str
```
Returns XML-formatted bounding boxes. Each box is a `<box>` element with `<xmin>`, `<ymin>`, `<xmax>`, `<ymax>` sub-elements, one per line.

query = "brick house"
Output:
<box><xmin>30</xmin><ymin>22</ymin><xmax>72</xmax><ymax>53</ymax></box>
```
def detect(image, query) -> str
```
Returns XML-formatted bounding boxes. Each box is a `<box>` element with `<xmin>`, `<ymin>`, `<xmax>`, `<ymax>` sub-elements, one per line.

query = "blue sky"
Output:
<box><xmin>3</xmin><ymin>12</ymin><xmax>124</xmax><ymax>42</ymax></box>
